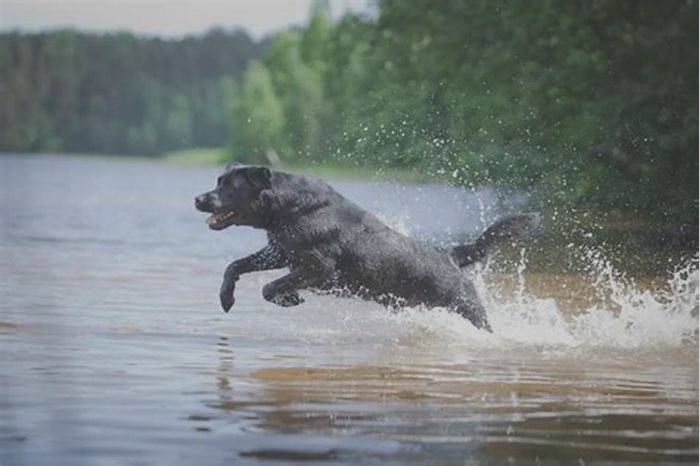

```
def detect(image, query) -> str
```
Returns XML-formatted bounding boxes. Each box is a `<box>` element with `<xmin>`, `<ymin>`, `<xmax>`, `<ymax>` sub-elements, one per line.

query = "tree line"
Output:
<box><xmin>1</xmin><ymin>0</ymin><xmax>697</xmax><ymax>224</ymax></box>
<box><xmin>0</xmin><ymin>28</ymin><xmax>263</xmax><ymax>155</ymax></box>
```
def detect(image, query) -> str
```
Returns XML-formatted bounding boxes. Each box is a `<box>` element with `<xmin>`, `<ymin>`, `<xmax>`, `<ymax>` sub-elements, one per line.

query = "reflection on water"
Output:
<box><xmin>237</xmin><ymin>361</ymin><xmax>697</xmax><ymax>463</ymax></box>
<box><xmin>0</xmin><ymin>154</ymin><xmax>697</xmax><ymax>465</ymax></box>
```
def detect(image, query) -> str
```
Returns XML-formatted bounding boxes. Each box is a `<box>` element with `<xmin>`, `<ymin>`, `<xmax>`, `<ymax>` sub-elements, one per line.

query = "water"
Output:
<box><xmin>0</xmin><ymin>154</ymin><xmax>697</xmax><ymax>465</ymax></box>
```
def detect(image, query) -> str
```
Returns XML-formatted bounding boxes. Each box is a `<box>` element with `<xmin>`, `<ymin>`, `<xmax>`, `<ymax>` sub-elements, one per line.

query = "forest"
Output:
<box><xmin>0</xmin><ymin>28</ymin><xmax>264</xmax><ymax>155</ymax></box>
<box><xmin>1</xmin><ymin>0</ymin><xmax>697</xmax><ymax>225</ymax></box>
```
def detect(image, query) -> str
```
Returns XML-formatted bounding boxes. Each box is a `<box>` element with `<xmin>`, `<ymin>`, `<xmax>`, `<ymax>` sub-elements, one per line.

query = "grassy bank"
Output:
<box><xmin>163</xmin><ymin>147</ymin><xmax>423</xmax><ymax>182</ymax></box>
<box><xmin>163</xmin><ymin>147</ymin><xmax>229</xmax><ymax>165</ymax></box>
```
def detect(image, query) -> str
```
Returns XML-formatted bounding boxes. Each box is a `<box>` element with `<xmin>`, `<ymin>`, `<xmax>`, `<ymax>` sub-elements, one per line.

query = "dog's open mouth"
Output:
<box><xmin>206</xmin><ymin>210</ymin><xmax>236</xmax><ymax>230</ymax></box>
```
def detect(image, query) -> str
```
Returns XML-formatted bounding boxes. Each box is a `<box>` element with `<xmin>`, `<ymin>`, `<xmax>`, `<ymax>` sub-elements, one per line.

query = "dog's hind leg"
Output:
<box><xmin>261</xmin><ymin>269</ymin><xmax>308</xmax><ymax>307</ymax></box>
<box><xmin>451</xmin><ymin>292</ymin><xmax>492</xmax><ymax>332</ymax></box>
<box><xmin>454</xmin><ymin>302</ymin><xmax>492</xmax><ymax>332</ymax></box>
<box><xmin>220</xmin><ymin>241</ymin><xmax>287</xmax><ymax>312</ymax></box>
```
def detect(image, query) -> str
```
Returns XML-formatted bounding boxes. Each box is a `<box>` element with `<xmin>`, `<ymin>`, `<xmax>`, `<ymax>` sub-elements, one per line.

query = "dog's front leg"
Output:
<box><xmin>261</xmin><ymin>269</ymin><xmax>309</xmax><ymax>307</ymax></box>
<box><xmin>220</xmin><ymin>242</ymin><xmax>287</xmax><ymax>312</ymax></box>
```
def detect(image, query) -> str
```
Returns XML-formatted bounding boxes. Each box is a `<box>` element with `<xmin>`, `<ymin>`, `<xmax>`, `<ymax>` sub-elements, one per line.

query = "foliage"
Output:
<box><xmin>230</xmin><ymin>60</ymin><xmax>286</xmax><ymax>163</ymax></box>
<box><xmin>0</xmin><ymin>28</ymin><xmax>262</xmax><ymax>155</ymax></box>
<box><xmin>164</xmin><ymin>147</ymin><xmax>228</xmax><ymax>165</ymax></box>
<box><xmin>229</xmin><ymin>0</ymin><xmax>698</xmax><ymax>223</ymax></box>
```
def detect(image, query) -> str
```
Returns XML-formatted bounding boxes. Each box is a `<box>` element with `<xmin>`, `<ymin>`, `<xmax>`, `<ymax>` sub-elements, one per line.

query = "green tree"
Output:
<box><xmin>263</xmin><ymin>31</ymin><xmax>325</xmax><ymax>161</ymax></box>
<box><xmin>357</xmin><ymin>0</ymin><xmax>698</xmax><ymax>221</ymax></box>
<box><xmin>230</xmin><ymin>61</ymin><xmax>286</xmax><ymax>163</ymax></box>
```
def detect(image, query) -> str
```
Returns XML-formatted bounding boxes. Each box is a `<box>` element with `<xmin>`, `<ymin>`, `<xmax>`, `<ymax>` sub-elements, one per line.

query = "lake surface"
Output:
<box><xmin>1</xmin><ymin>154</ymin><xmax>697</xmax><ymax>465</ymax></box>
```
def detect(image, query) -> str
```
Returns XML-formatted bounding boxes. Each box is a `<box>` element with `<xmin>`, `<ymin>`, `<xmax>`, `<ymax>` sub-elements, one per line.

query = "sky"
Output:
<box><xmin>0</xmin><ymin>0</ymin><xmax>374</xmax><ymax>39</ymax></box>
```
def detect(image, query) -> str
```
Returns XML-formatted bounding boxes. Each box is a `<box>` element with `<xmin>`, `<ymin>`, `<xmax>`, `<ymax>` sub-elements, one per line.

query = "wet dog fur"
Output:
<box><xmin>195</xmin><ymin>164</ymin><xmax>538</xmax><ymax>331</ymax></box>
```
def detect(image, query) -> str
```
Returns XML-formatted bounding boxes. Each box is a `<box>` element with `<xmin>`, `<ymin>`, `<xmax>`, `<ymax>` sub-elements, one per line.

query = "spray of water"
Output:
<box><xmin>385</xmin><ymin>249</ymin><xmax>699</xmax><ymax>352</ymax></box>
<box><xmin>342</xmin><ymin>209</ymin><xmax>698</xmax><ymax>351</ymax></box>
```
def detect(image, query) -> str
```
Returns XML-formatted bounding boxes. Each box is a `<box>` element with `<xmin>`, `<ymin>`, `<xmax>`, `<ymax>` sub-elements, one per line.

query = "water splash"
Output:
<box><xmin>477</xmin><ymin>249</ymin><xmax>699</xmax><ymax>349</ymax></box>
<box><xmin>360</xmin><ymin>247</ymin><xmax>698</xmax><ymax>355</ymax></box>
<box><xmin>234</xmin><ymin>220</ymin><xmax>697</xmax><ymax>355</ymax></box>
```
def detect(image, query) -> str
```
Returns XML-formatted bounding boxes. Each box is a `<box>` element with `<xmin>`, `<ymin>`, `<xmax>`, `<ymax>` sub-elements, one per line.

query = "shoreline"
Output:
<box><xmin>0</xmin><ymin>150</ymin><xmax>423</xmax><ymax>182</ymax></box>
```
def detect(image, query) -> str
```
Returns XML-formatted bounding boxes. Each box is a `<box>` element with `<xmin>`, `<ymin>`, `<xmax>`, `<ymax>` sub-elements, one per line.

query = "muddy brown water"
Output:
<box><xmin>1</xmin><ymin>154</ymin><xmax>697</xmax><ymax>465</ymax></box>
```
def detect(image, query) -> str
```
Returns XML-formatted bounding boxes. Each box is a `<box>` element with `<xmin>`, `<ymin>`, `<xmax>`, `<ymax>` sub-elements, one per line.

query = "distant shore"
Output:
<box><xmin>162</xmin><ymin>147</ymin><xmax>426</xmax><ymax>182</ymax></box>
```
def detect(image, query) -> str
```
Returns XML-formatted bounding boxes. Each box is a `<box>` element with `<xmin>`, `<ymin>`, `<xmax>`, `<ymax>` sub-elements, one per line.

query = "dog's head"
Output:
<box><xmin>195</xmin><ymin>164</ymin><xmax>272</xmax><ymax>230</ymax></box>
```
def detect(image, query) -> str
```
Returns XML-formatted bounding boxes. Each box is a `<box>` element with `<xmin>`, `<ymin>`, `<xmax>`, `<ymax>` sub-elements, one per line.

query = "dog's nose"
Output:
<box><xmin>195</xmin><ymin>195</ymin><xmax>206</xmax><ymax>210</ymax></box>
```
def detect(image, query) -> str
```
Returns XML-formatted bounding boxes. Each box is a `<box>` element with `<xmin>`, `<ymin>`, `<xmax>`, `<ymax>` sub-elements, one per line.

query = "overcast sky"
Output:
<box><xmin>0</xmin><ymin>0</ymin><xmax>373</xmax><ymax>38</ymax></box>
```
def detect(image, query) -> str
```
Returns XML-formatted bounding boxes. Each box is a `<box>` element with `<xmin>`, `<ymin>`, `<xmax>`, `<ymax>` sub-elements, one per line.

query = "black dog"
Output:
<box><xmin>195</xmin><ymin>164</ymin><xmax>538</xmax><ymax>331</ymax></box>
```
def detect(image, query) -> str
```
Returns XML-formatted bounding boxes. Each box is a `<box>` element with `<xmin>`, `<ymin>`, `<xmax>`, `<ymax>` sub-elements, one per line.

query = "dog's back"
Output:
<box><xmin>196</xmin><ymin>165</ymin><xmax>537</xmax><ymax>331</ymax></box>
<box><xmin>265</xmin><ymin>174</ymin><xmax>478</xmax><ymax>308</ymax></box>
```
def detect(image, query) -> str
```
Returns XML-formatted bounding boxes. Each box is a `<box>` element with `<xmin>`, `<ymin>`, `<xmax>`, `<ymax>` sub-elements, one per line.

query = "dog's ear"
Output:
<box><xmin>243</xmin><ymin>166</ymin><xmax>272</xmax><ymax>190</ymax></box>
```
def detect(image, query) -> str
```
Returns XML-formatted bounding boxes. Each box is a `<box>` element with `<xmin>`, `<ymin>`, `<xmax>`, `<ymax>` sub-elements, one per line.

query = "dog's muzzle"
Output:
<box><xmin>194</xmin><ymin>196</ymin><xmax>204</xmax><ymax>211</ymax></box>
<box><xmin>195</xmin><ymin>193</ymin><xmax>237</xmax><ymax>230</ymax></box>
<box><xmin>195</xmin><ymin>192</ymin><xmax>225</xmax><ymax>212</ymax></box>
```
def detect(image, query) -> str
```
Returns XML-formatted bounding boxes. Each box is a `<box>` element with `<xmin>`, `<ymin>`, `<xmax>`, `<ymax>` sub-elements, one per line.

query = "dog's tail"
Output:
<box><xmin>450</xmin><ymin>213</ymin><xmax>540</xmax><ymax>267</ymax></box>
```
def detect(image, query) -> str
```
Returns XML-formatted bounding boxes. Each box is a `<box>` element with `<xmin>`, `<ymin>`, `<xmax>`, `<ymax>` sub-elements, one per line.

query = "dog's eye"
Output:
<box><xmin>217</xmin><ymin>175</ymin><xmax>237</xmax><ymax>188</ymax></box>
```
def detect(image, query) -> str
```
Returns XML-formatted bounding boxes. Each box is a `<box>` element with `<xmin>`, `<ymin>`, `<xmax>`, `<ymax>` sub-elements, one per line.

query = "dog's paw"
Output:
<box><xmin>219</xmin><ymin>267</ymin><xmax>242</xmax><ymax>313</ymax></box>
<box><xmin>270</xmin><ymin>291</ymin><xmax>304</xmax><ymax>307</ymax></box>
<box><xmin>219</xmin><ymin>278</ymin><xmax>237</xmax><ymax>312</ymax></box>
<box><xmin>219</xmin><ymin>293</ymin><xmax>235</xmax><ymax>312</ymax></box>
<box><xmin>277</xmin><ymin>292</ymin><xmax>304</xmax><ymax>307</ymax></box>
